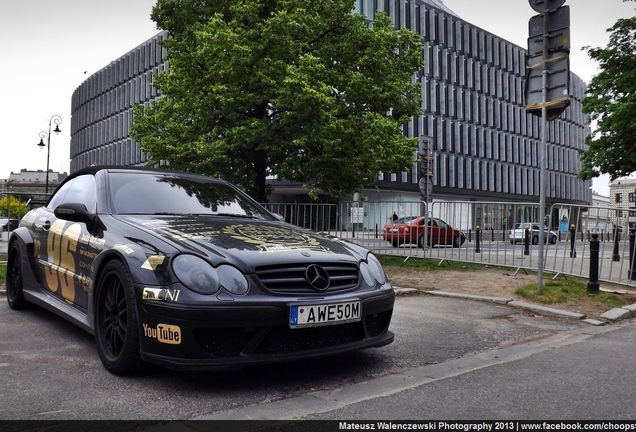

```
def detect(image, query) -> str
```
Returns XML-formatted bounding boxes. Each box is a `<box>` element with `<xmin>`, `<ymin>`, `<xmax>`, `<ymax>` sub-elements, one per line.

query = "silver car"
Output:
<box><xmin>509</xmin><ymin>222</ymin><xmax>557</xmax><ymax>245</ymax></box>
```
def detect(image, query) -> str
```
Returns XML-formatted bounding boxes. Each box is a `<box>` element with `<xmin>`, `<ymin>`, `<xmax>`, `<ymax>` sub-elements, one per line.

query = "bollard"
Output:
<box><xmin>523</xmin><ymin>225</ymin><xmax>530</xmax><ymax>256</ymax></box>
<box><xmin>375</xmin><ymin>224</ymin><xmax>378</xmax><ymax>239</ymax></box>
<box><xmin>491</xmin><ymin>228</ymin><xmax>494</xmax><ymax>242</ymax></box>
<box><xmin>569</xmin><ymin>224</ymin><xmax>576</xmax><ymax>258</ymax></box>
<box><xmin>587</xmin><ymin>233</ymin><xmax>600</xmax><ymax>294</ymax></box>
<box><xmin>475</xmin><ymin>226</ymin><xmax>481</xmax><ymax>253</ymax></box>
<box><xmin>630</xmin><ymin>229</ymin><xmax>636</xmax><ymax>281</ymax></box>
<box><xmin>468</xmin><ymin>228</ymin><xmax>472</xmax><ymax>242</ymax></box>
<box><xmin>612</xmin><ymin>227</ymin><xmax>621</xmax><ymax>262</ymax></box>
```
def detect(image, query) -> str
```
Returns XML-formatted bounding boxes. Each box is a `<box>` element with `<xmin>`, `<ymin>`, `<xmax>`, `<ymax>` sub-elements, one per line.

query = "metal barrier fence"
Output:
<box><xmin>267</xmin><ymin>199</ymin><xmax>636</xmax><ymax>289</ymax></box>
<box><xmin>4</xmin><ymin>197</ymin><xmax>635</xmax><ymax>290</ymax></box>
<box><xmin>0</xmin><ymin>192</ymin><xmax>50</xmax><ymax>265</ymax></box>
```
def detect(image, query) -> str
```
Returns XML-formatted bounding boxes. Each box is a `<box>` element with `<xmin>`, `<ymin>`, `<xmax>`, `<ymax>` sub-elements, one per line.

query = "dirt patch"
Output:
<box><xmin>384</xmin><ymin>266</ymin><xmax>636</xmax><ymax>321</ymax></box>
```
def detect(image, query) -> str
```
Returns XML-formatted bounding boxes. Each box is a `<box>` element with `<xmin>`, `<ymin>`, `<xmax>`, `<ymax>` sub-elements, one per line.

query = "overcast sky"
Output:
<box><xmin>1</xmin><ymin>0</ymin><xmax>634</xmax><ymax>196</ymax></box>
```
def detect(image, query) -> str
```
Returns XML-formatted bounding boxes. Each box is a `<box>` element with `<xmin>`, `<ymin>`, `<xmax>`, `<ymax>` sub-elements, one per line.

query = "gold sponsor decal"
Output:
<box><xmin>141</xmin><ymin>255</ymin><xmax>165</xmax><ymax>270</ymax></box>
<box><xmin>143</xmin><ymin>323</ymin><xmax>181</xmax><ymax>345</ymax></box>
<box><xmin>142</xmin><ymin>288</ymin><xmax>180</xmax><ymax>302</ymax></box>
<box><xmin>222</xmin><ymin>224</ymin><xmax>333</xmax><ymax>253</ymax></box>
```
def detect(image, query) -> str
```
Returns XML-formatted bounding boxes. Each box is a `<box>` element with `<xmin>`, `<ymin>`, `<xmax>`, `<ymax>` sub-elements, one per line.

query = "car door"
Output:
<box><xmin>37</xmin><ymin>175</ymin><xmax>97</xmax><ymax>310</ymax></box>
<box><xmin>427</xmin><ymin>218</ymin><xmax>440</xmax><ymax>245</ymax></box>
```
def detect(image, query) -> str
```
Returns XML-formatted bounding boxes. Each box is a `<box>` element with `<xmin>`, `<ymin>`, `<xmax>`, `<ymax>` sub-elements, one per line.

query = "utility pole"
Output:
<box><xmin>525</xmin><ymin>0</ymin><xmax>571</xmax><ymax>294</ymax></box>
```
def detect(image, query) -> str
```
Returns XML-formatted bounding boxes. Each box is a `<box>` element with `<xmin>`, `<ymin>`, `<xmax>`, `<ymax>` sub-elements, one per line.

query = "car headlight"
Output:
<box><xmin>367</xmin><ymin>253</ymin><xmax>387</xmax><ymax>285</ymax></box>
<box><xmin>172</xmin><ymin>255</ymin><xmax>249</xmax><ymax>295</ymax></box>
<box><xmin>360</xmin><ymin>253</ymin><xmax>389</xmax><ymax>289</ymax></box>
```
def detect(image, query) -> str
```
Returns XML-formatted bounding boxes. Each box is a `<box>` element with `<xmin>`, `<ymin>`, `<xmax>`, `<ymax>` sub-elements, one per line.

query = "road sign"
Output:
<box><xmin>528</xmin><ymin>6</ymin><xmax>570</xmax><ymax>37</ymax></box>
<box><xmin>525</xmin><ymin>50</ymin><xmax>570</xmax><ymax>119</ymax></box>
<box><xmin>527</xmin><ymin>28</ymin><xmax>570</xmax><ymax>56</ymax></box>
<box><xmin>525</xmin><ymin>3</ymin><xmax>570</xmax><ymax>120</ymax></box>
<box><xmin>528</xmin><ymin>0</ymin><xmax>565</xmax><ymax>13</ymax></box>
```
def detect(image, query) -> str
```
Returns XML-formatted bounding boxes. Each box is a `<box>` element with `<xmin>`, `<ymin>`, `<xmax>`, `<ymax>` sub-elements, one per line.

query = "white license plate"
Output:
<box><xmin>289</xmin><ymin>301</ymin><xmax>361</xmax><ymax>328</ymax></box>
<box><xmin>391</xmin><ymin>228</ymin><xmax>399</xmax><ymax>232</ymax></box>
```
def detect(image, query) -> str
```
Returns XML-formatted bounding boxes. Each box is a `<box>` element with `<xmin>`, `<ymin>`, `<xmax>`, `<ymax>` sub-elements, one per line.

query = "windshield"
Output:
<box><xmin>108</xmin><ymin>172</ymin><xmax>271</xmax><ymax>219</ymax></box>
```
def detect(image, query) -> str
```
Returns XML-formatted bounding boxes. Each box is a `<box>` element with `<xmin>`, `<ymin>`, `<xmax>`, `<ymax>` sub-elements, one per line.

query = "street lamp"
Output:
<box><xmin>37</xmin><ymin>115</ymin><xmax>62</xmax><ymax>194</ymax></box>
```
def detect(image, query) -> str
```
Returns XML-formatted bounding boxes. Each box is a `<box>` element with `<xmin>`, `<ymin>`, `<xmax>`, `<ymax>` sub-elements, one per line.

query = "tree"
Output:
<box><xmin>0</xmin><ymin>196</ymin><xmax>29</xmax><ymax>219</ymax></box>
<box><xmin>130</xmin><ymin>0</ymin><xmax>424</xmax><ymax>202</ymax></box>
<box><xmin>579</xmin><ymin>15</ymin><xmax>636</xmax><ymax>182</ymax></box>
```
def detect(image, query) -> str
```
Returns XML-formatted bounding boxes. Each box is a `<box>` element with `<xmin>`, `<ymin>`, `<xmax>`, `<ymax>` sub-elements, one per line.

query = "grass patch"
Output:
<box><xmin>515</xmin><ymin>278</ymin><xmax>626</xmax><ymax>308</ymax></box>
<box><xmin>0</xmin><ymin>253</ymin><xmax>5</xmax><ymax>285</ymax></box>
<box><xmin>377</xmin><ymin>255</ymin><xmax>502</xmax><ymax>272</ymax></box>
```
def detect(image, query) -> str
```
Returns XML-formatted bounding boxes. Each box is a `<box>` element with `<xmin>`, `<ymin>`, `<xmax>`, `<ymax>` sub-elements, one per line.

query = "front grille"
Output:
<box><xmin>192</xmin><ymin>310</ymin><xmax>393</xmax><ymax>357</ymax></box>
<box><xmin>192</xmin><ymin>328</ymin><xmax>255</xmax><ymax>357</ymax></box>
<box><xmin>255</xmin><ymin>262</ymin><xmax>359</xmax><ymax>295</ymax></box>
<box><xmin>257</xmin><ymin>322</ymin><xmax>365</xmax><ymax>354</ymax></box>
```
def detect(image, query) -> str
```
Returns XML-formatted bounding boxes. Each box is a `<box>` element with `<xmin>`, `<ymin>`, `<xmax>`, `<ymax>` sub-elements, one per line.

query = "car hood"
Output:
<box><xmin>115</xmin><ymin>215</ymin><xmax>366</xmax><ymax>269</ymax></box>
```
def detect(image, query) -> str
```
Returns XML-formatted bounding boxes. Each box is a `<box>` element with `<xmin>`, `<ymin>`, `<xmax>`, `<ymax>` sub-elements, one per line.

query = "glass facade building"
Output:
<box><xmin>69</xmin><ymin>0</ymin><xmax>592</xmax><ymax>205</ymax></box>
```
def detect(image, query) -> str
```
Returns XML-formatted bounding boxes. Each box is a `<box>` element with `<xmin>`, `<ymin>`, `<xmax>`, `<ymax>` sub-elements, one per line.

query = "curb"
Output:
<box><xmin>394</xmin><ymin>286</ymin><xmax>636</xmax><ymax>325</ymax></box>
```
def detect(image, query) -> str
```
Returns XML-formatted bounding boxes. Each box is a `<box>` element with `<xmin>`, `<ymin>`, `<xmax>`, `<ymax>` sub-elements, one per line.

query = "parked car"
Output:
<box><xmin>0</xmin><ymin>218</ymin><xmax>19</xmax><ymax>232</ymax></box>
<box><xmin>508</xmin><ymin>222</ymin><xmax>557</xmax><ymax>244</ymax></box>
<box><xmin>382</xmin><ymin>216</ymin><xmax>466</xmax><ymax>248</ymax></box>
<box><xmin>5</xmin><ymin>166</ymin><xmax>395</xmax><ymax>375</ymax></box>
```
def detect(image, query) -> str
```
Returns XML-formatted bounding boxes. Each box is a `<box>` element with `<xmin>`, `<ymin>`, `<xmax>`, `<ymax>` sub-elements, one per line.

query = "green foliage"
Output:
<box><xmin>515</xmin><ymin>279</ymin><xmax>625</xmax><ymax>307</ymax></box>
<box><xmin>131</xmin><ymin>0</ymin><xmax>424</xmax><ymax>201</ymax></box>
<box><xmin>0</xmin><ymin>196</ymin><xmax>29</xmax><ymax>219</ymax></box>
<box><xmin>0</xmin><ymin>254</ymin><xmax>5</xmax><ymax>285</ymax></box>
<box><xmin>579</xmin><ymin>16</ymin><xmax>636</xmax><ymax>181</ymax></box>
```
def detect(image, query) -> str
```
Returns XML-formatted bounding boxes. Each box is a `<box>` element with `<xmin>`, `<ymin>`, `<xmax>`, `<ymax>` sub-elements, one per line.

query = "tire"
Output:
<box><xmin>453</xmin><ymin>235</ymin><xmax>462</xmax><ymax>248</ymax></box>
<box><xmin>532</xmin><ymin>235</ymin><xmax>539</xmax><ymax>245</ymax></box>
<box><xmin>418</xmin><ymin>235</ymin><xmax>429</xmax><ymax>249</ymax></box>
<box><xmin>94</xmin><ymin>260</ymin><xmax>143</xmax><ymax>375</ymax></box>
<box><xmin>6</xmin><ymin>242</ymin><xmax>29</xmax><ymax>310</ymax></box>
<box><xmin>550</xmin><ymin>235</ymin><xmax>557</xmax><ymax>244</ymax></box>
<box><xmin>391</xmin><ymin>241</ymin><xmax>399</xmax><ymax>248</ymax></box>
<box><xmin>510</xmin><ymin>240</ymin><xmax>514</xmax><ymax>244</ymax></box>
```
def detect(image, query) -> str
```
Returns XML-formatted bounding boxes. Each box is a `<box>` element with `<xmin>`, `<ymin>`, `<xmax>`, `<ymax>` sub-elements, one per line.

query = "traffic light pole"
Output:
<box><xmin>526</xmin><ymin>0</ymin><xmax>570</xmax><ymax>295</ymax></box>
<box><xmin>537</xmin><ymin>10</ymin><xmax>550</xmax><ymax>296</ymax></box>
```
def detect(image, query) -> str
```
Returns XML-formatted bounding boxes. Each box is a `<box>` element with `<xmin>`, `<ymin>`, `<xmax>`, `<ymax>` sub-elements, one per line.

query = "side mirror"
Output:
<box><xmin>54</xmin><ymin>203</ymin><xmax>100</xmax><ymax>226</ymax></box>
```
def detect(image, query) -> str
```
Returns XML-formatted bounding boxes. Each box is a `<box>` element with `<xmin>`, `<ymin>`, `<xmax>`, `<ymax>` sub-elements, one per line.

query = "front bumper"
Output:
<box><xmin>137</xmin><ymin>290</ymin><xmax>395</xmax><ymax>371</ymax></box>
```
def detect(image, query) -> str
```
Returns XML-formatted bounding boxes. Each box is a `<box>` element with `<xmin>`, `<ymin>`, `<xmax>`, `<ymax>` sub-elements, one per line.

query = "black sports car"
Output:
<box><xmin>6</xmin><ymin>166</ymin><xmax>395</xmax><ymax>374</ymax></box>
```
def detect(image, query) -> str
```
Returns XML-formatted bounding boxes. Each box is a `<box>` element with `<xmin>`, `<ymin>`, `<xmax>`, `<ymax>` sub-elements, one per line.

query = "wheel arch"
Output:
<box><xmin>87</xmin><ymin>251</ymin><xmax>134</xmax><ymax>331</ymax></box>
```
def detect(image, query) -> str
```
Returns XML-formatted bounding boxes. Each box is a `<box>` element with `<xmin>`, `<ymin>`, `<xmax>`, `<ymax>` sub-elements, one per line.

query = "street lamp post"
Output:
<box><xmin>37</xmin><ymin>115</ymin><xmax>62</xmax><ymax>194</ymax></box>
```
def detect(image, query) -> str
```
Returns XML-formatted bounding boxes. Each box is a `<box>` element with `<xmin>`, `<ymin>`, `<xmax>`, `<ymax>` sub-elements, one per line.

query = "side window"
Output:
<box><xmin>46</xmin><ymin>175</ymin><xmax>97</xmax><ymax>213</ymax></box>
<box><xmin>46</xmin><ymin>179</ymin><xmax>75</xmax><ymax>211</ymax></box>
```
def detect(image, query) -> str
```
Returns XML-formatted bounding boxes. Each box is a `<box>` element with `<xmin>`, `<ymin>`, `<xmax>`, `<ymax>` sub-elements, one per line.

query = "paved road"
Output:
<box><xmin>0</xmin><ymin>293</ymin><xmax>586</xmax><ymax>421</ymax></box>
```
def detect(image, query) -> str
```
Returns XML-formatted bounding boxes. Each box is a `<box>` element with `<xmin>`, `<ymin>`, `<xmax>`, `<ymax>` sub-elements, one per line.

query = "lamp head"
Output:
<box><xmin>53</xmin><ymin>125</ymin><xmax>61</xmax><ymax>135</ymax></box>
<box><xmin>37</xmin><ymin>138</ymin><xmax>45</xmax><ymax>149</ymax></box>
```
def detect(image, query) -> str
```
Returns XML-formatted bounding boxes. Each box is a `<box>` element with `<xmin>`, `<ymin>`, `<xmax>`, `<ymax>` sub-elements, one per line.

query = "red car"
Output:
<box><xmin>382</xmin><ymin>217</ymin><xmax>466</xmax><ymax>248</ymax></box>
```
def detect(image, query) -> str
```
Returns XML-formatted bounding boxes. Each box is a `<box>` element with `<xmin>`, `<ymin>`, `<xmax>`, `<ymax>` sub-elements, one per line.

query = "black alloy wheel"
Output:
<box><xmin>94</xmin><ymin>260</ymin><xmax>143</xmax><ymax>375</ymax></box>
<box><xmin>6</xmin><ymin>242</ymin><xmax>29</xmax><ymax>310</ymax></box>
